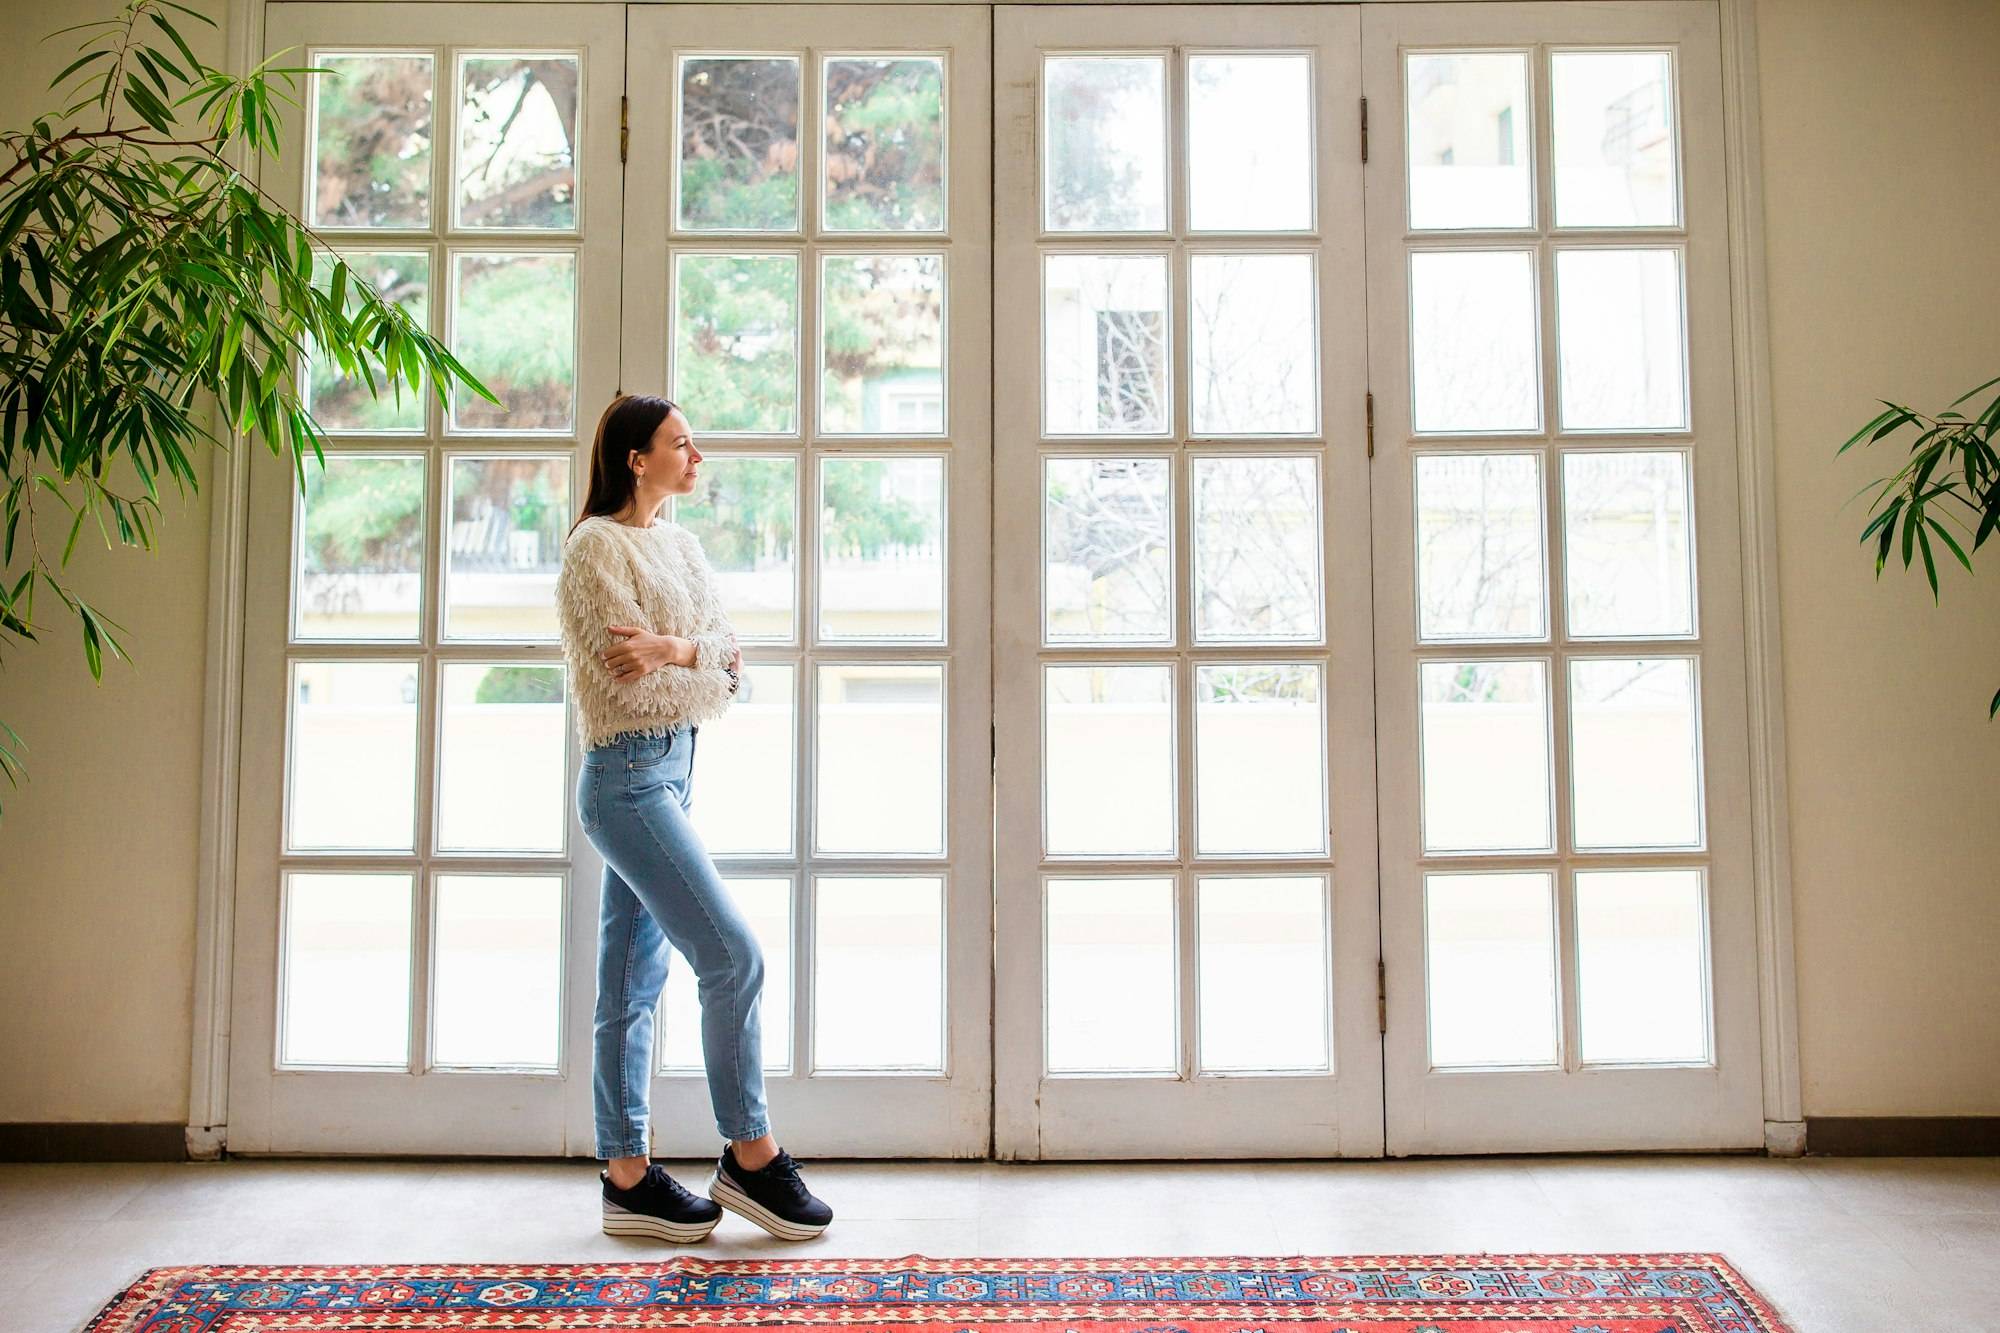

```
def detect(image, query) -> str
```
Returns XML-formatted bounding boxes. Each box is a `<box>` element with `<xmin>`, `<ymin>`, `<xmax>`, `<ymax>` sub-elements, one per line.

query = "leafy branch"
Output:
<box><xmin>0</xmin><ymin>0</ymin><xmax>500</xmax><ymax>819</ymax></box>
<box><xmin>1840</xmin><ymin>374</ymin><xmax>2000</xmax><ymax>718</ymax></box>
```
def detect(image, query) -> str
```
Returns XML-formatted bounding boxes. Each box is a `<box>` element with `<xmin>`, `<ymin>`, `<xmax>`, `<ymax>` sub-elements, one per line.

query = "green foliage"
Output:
<box><xmin>473</xmin><ymin>665</ymin><xmax>563</xmax><ymax>705</ymax></box>
<box><xmin>0</xmin><ymin>0</ymin><xmax>497</xmax><ymax>817</ymax></box>
<box><xmin>1840</xmin><ymin>375</ymin><xmax>2000</xmax><ymax>718</ymax></box>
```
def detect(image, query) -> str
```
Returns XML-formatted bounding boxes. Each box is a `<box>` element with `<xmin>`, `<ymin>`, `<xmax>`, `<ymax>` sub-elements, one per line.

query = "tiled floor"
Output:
<box><xmin>2</xmin><ymin>1155</ymin><xmax>1995</xmax><ymax>1332</ymax></box>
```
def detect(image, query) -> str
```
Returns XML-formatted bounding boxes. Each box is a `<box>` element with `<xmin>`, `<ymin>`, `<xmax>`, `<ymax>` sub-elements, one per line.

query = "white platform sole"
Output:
<box><xmin>601</xmin><ymin>1197</ymin><xmax>719</xmax><ymax>1244</ymax></box>
<box><xmin>707</xmin><ymin>1171</ymin><xmax>830</xmax><ymax>1241</ymax></box>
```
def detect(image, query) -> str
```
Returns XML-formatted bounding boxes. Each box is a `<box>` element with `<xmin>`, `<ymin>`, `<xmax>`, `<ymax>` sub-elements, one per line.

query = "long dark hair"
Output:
<box><xmin>569</xmin><ymin>393</ymin><xmax>680</xmax><ymax>538</ymax></box>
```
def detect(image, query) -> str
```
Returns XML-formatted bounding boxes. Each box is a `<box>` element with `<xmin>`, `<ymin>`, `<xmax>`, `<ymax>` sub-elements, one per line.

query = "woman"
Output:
<box><xmin>556</xmin><ymin>393</ymin><xmax>833</xmax><ymax>1244</ymax></box>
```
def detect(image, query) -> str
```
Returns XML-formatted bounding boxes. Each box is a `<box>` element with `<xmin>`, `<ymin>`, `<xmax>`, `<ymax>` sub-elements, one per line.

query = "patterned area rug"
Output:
<box><xmin>83</xmin><ymin>1254</ymin><xmax>1793</xmax><ymax>1332</ymax></box>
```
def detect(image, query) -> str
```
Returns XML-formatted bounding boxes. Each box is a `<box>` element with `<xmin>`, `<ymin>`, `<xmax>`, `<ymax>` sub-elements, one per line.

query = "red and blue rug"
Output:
<box><xmin>83</xmin><ymin>1254</ymin><xmax>1793</xmax><ymax>1332</ymax></box>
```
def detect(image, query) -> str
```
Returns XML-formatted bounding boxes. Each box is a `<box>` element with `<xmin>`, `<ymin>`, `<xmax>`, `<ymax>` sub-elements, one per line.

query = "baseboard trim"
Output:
<box><xmin>0</xmin><ymin>1123</ymin><xmax>191</xmax><ymax>1162</ymax></box>
<box><xmin>1807</xmin><ymin>1116</ymin><xmax>2000</xmax><ymax>1156</ymax></box>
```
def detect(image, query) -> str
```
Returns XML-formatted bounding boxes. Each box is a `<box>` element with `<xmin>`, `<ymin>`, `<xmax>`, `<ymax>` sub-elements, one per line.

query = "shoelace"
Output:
<box><xmin>749</xmin><ymin>1149</ymin><xmax>812</xmax><ymax>1204</ymax></box>
<box><xmin>648</xmin><ymin>1165</ymin><xmax>703</xmax><ymax>1205</ymax></box>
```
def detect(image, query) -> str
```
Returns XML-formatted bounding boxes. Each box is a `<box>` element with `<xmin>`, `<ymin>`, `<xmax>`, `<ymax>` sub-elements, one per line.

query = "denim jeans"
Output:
<box><xmin>578</xmin><ymin>723</ymin><xmax>769</xmax><ymax>1158</ymax></box>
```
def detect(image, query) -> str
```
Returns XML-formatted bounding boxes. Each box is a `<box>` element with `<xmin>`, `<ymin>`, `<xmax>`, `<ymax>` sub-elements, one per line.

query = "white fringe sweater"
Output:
<box><xmin>555</xmin><ymin>514</ymin><xmax>740</xmax><ymax>750</ymax></box>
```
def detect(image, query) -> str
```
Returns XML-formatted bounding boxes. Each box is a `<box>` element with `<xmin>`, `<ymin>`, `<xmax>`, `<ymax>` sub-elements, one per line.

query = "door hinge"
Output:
<box><xmin>1377</xmin><ymin>957</ymin><xmax>1387</xmax><ymax>1033</ymax></box>
<box><xmin>619</xmin><ymin>95</ymin><xmax>629</xmax><ymax>164</ymax></box>
<box><xmin>1360</xmin><ymin>96</ymin><xmax>1369</xmax><ymax>164</ymax></box>
<box><xmin>1365</xmin><ymin>391</ymin><xmax>1375</xmax><ymax>459</ymax></box>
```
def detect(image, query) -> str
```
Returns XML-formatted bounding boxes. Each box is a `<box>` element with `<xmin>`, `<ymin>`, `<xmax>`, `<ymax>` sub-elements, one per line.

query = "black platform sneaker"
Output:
<box><xmin>600</xmin><ymin>1163</ymin><xmax>722</xmax><ymax>1243</ymax></box>
<box><xmin>707</xmin><ymin>1143</ymin><xmax>834</xmax><ymax>1240</ymax></box>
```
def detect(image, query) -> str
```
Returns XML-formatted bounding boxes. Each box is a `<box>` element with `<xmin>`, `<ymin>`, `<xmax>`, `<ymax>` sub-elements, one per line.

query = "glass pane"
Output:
<box><xmin>818</xmin><ymin>456</ymin><xmax>944</xmax><ymax>641</ymax></box>
<box><xmin>1044</xmin><ymin>56</ymin><xmax>1166</xmax><ymax>231</ymax></box>
<box><xmin>1043</xmin><ymin>255</ymin><xmax>1170</xmax><ymax>435</ymax></box>
<box><xmin>1410</xmin><ymin>249</ymin><xmax>1540</xmax><ymax>434</ymax></box>
<box><xmin>821</xmin><ymin>254</ymin><xmax>945</xmax><ymax>434</ymax></box>
<box><xmin>432</xmin><ymin>874</ymin><xmax>562</xmax><ymax>1069</ymax></box>
<box><xmin>1556</xmin><ymin>248</ymin><xmax>1687</xmax><ymax>431</ymax></box>
<box><xmin>824</xmin><ymin>57</ymin><xmax>945</xmax><ymax>232</ymax></box>
<box><xmin>679</xmin><ymin>56</ymin><xmax>800</xmax><ymax>231</ymax></box>
<box><xmin>306</xmin><ymin>252</ymin><xmax>428</xmax><ymax>432</ymax></box>
<box><xmin>1189</xmin><ymin>253</ymin><xmax>1318</xmax><ymax>435</ymax></box>
<box><xmin>1577</xmin><ymin>868</ymin><xmax>1709</xmax><ymax>1063</ymax></box>
<box><xmin>1191</xmin><ymin>455</ymin><xmax>1323</xmax><ymax>642</ymax></box>
<box><xmin>814</xmin><ymin>663</ymin><xmax>944</xmax><ymax>855</ymax></box>
<box><xmin>1194</xmin><ymin>664</ymin><xmax>1326</xmax><ymax>855</ymax></box>
<box><xmin>687</xmin><ymin>662</ymin><xmax>795</xmax><ymax>856</ymax></box>
<box><xmin>449</xmin><ymin>252</ymin><xmax>576</xmax><ymax>432</ymax></box>
<box><xmin>436</xmin><ymin>663</ymin><xmax>566</xmax><ymax>853</ymax></box>
<box><xmin>295</xmin><ymin>455</ymin><xmax>424</xmax><ymax>641</ymax></box>
<box><xmin>1562</xmin><ymin>450</ymin><xmax>1695</xmax><ymax>638</ymax></box>
<box><xmin>1425</xmin><ymin>871</ymin><xmax>1559</xmax><ymax>1068</ymax></box>
<box><xmin>1043</xmin><ymin>456</ymin><xmax>1172</xmax><ymax>643</ymax></box>
<box><xmin>1198</xmin><ymin>876</ymin><xmax>1329</xmax><ymax>1072</ymax></box>
<box><xmin>456</xmin><ymin>56</ymin><xmax>577</xmax><ymax>229</ymax></box>
<box><xmin>311</xmin><ymin>53</ymin><xmax>433</xmax><ymax>228</ymax></box>
<box><xmin>1415</xmin><ymin>451</ymin><xmax>1546</xmax><ymax>641</ymax></box>
<box><xmin>663</xmin><ymin>877</ymin><xmax>793</xmax><ymax>1073</ymax></box>
<box><xmin>673</xmin><ymin>254</ymin><xmax>800</xmax><ymax>435</ymax></box>
<box><xmin>1044</xmin><ymin>664</ymin><xmax>1174</xmax><ymax>857</ymax></box>
<box><xmin>444</xmin><ymin>456</ymin><xmax>570</xmax><ymax>640</ymax></box>
<box><xmin>1569</xmin><ymin>657</ymin><xmax>1703</xmax><ymax>849</ymax></box>
<box><xmin>813</xmin><ymin>876</ymin><xmax>944</xmax><ymax>1070</ymax></box>
<box><xmin>674</xmin><ymin>454</ymin><xmax>798</xmax><ymax>639</ymax></box>
<box><xmin>282</xmin><ymin>872</ymin><xmax>412</xmax><ymax>1067</ymax></box>
<box><xmin>1406</xmin><ymin>52</ymin><xmax>1533</xmax><ymax>230</ymax></box>
<box><xmin>283</xmin><ymin>880</ymin><xmax>404</xmax><ymax>1057</ymax></box>
<box><xmin>1187</xmin><ymin>54</ymin><xmax>1313</xmax><ymax>232</ymax></box>
<box><xmin>1046</xmin><ymin>877</ymin><xmax>1175</xmax><ymax>1073</ymax></box>
<box><xmin>1552</xmin><ymin>50</ymin><xmax>1679</xmax><ymax>227</ymax></box>
<box><xmin>1420</xmin><ymin>659</ymin><xmax>1552</xmax><ymax>853</ymax></box>
<box><xmin>288</xmin><ymin>661</ymin><xmax>419</xmax><ymax>850</ymax></box>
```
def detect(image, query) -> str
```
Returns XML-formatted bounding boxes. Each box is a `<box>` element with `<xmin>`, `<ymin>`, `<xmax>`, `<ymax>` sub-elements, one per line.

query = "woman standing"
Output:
<box><xmin>556</xmin><ymin>393</ymin><xmax>833</xmax><ymax>1244</ymax></box>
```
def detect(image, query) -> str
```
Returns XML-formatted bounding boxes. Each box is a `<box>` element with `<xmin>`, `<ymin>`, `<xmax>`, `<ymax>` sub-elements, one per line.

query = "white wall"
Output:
<box><xmin>1756</xmin><ymin>0</ymin><xmax>2000</xmax><ymax>1116</ymax></box>
<box><xmin>1</xmin><ymin>0</ymin><xmax>1995</xmax><ymax>1135</ymax></box>
<box><xmin>0</xmin><ymin>0</ymin><xmax>222</xmax><ymax>1123</ymax></box>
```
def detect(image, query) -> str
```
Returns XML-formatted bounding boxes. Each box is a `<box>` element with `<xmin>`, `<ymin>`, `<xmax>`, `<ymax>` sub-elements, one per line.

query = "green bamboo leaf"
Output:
<box><xmin>1989</xmin><ymin>683</ymin><xmax>1999</xmax><ymax>720</ymax></box>
<box><xmin>146</xmin><ymin>11</ymin><xmax>203</xmax><ymax>77</ymax></box>
<box><xmin>1946</xmin><ymin>375</ymin><xmax>2000</xmax><ymax>409</ymax></box>
<box><xmin>61</xmin><ymin>504</ymin><xmax>86</xmax><ymax>567</ymax></box>
<box><xmin>152</xmin><ymin>0</ymin><xmax>219</xmax><ymax>27</ymax></box>
<box><xmin>1839</xmin><ymin>406</ymin><xmax>1902</xmax><ymax>455</ymax></box>
<box><xmin>1916</xmin><ymin>524</ymin><xmax>1938</xmax><ymax>600</ymax></box>
<box><xmin>80</xmin><ymin>613</ymin><xmax>102</xmax><ymax>679</ymax></box>
<box><xmin>1924</xmin><ymin>515</ymin><xmax>1974</xmax><ymax>575</ymax></box>
<box><xmin>133</xmin><ymin>46</ymin><xmax>176</xmax><ymax>100</ymax></box>
<box><xmin>46</xmin><ymin>46</ymin><xmax>114</xmax><ymax>91</ymax></box>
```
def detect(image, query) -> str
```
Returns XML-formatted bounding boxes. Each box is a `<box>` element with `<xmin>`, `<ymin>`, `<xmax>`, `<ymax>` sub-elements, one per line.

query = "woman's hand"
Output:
<box><xmin>603</xmin><ymin>627</ymin><xmax>694</xmax><ymax>681</ymax></box>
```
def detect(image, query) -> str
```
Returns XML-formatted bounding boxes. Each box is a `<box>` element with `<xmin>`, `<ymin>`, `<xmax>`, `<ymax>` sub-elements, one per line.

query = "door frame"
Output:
<box><xmin>190</xmin><ymin>0</ymin><xmax>1802</xmax><ymax>1160</ymax></box>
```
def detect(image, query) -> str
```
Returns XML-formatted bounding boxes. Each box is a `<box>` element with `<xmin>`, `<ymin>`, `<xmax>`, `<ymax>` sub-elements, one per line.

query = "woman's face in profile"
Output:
<box><xmin>639</xmin><ymin>407</ymin><xmax>702</xmax><ymax>496</ymax></box>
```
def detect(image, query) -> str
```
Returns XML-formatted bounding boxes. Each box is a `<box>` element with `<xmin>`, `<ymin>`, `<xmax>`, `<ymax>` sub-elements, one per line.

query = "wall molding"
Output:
<box><xmin>0</xmin><ymin>1124</ymin><xmax>189</xmax><ymax>1162</ymax></box>
<box><xmin>185</xmin><ymin>0</ymin><xmax>267</xmax><ymax>1160</ymax></box>
<box><xmin>1808</xmin><ymin>1118</ymin><xmax>2000</xmax><ymax>1156</ymax></box>
<box><xmin>1716</xmin><ymin>0</ymin><xmax>1805</xmax><ymax>1131</ymax></box>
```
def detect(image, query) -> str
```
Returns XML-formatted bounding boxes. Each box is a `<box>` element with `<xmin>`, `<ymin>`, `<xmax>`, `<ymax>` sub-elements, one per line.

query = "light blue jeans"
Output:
<box><xmin>578</xmin><ymin>723</ymin><xmax>769</xmax><ymax>1158</ymax></box>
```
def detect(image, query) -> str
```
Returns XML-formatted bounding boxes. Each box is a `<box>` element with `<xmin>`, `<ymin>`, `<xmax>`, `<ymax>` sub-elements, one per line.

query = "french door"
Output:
<box><xmin>619</xmin><ymin>3</ymin><xmax>993</xmax><ymax>1157</ymax></box>
<box><xmin>231</xmin><ymin>0</ymin><xmax>1767</xmax><ymax>1160</ymax></box>
<box><xmin>1364</xmin><ymin>2</ymin><xmax>1764</xmax><ymax>1152</ymax></box>
<box><xmin>233</xmin><ymin>2</ymin><xmax>627</xmax><ymax>1153</ymax></box>
<box><xmin>992</xmin><ymin>5</ymin><xmax>1383</xmax><ymax>1159</ymax></box>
